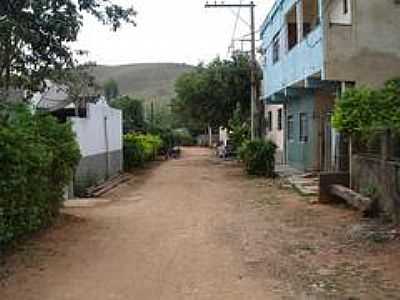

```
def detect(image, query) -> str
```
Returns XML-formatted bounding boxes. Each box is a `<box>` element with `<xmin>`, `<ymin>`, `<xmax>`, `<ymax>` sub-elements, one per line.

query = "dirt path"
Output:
<box><xmin>1</xmin><ymin>148</ymin><xmax>400</xmax><ymax>299</ymax></box>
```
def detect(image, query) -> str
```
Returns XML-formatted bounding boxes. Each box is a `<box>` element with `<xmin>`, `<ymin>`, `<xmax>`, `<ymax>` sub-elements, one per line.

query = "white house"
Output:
<box><xmin>35</xmin><ymin>83</ymin><xmax>123</xmax><ymax>197</ymax></box>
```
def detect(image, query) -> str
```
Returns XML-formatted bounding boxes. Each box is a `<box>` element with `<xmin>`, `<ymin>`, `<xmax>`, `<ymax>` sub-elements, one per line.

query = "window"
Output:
<box><xmin>303</xmin><ymin>0</ymin><xmax>320</xmax><ymax>37</ymax></box>
<box><xmin>267</xmin><ymin>111</ymin><xmax>273</xmax><ymax>131</ymax></box>
<box><xmin>343</xmin><ymin>0</ymin><xmax>349</xmax><ymax>14</ymax></box>
<box><xmin>286</xmin><ymin>6</ymin><xmax>298</xmax><ymax>51</ymax></box>
<box><xmin>287</xmin><ymin>115</ymin><xmax>294</xmax><ymax>141</ymax></box>
<box><xmin>277</xmin><ymin>108</ymin><xmax>283</xmax><ymax>131</ymax></box>
<box><xmin>272</xmin><ymin>32</ymin><xmax>280</xmax><ymax>64</ymax></box>
<box><xmin>299</xmin><ymin>113</ymin><xmax>309</xmax><ymax>143</ymax></box>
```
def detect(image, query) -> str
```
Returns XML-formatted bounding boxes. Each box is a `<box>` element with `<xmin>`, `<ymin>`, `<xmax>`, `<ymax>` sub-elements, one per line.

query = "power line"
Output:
<box><xmin>205</xmin><ymin>1</ymin><xmax>258</xmax><ymax>140</ymax></box>
<box><xmin>229</xmin><ymin>0</ymin><xmax>242</xmax><ymax>55</ymax></box>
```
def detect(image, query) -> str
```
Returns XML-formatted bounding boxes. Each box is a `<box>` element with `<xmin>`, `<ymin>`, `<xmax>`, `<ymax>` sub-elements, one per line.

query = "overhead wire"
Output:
<box><xmin>228</xmin><ymin>0</ymin><xmax>243</xmax><ymax>55</ymax></box>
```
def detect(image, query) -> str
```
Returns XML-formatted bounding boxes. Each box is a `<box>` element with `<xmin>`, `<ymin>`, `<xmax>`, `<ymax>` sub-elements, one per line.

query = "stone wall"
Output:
<box><xmin>351</xmin><ymin>155</ymin><xmax>400</xmax><ymax>221</ymax></box>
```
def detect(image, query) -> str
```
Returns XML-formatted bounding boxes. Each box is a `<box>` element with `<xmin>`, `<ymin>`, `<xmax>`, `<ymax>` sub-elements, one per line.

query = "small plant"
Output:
<box><xmin>228</xmin><ymin>104</ymin><xmax>250</xmax><ymax>154</ymax></box>
<box><xmin>239</xmin><ymin>139</ymin><xmax>277</xmax><ymax>177</ymax></box>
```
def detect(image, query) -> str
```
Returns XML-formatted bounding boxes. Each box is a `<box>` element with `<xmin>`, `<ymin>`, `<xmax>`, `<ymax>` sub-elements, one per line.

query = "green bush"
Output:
<box><xmin>239</xmin><ymin>139</ymin><xmax>277</xmax><ymax>177</ymax></box>
<box><xmin>0</xmin><ymin>103</ymin><xmax>81</xmax><ymax>248</ymax></box>
<box><xmin>333</xmin><ymin>78</ymin><xmax>400</xmax><ymax>136</ymax></box>
<box><xmin>172</xmin><ymin>128</ymin><xmax>194</xmax><ymax>146</ymax></box>
<box><xmin>123</xmin><ymin>133</ymin><xmax>162</xmax><ymax>170</ymax></box>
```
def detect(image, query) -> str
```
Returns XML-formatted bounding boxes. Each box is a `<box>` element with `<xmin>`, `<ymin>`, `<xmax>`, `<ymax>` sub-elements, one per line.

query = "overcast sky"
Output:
<box><xmin>73</xmin><ymin>0</ymin><xmax>274</xmax><ymax>66</ymax></box>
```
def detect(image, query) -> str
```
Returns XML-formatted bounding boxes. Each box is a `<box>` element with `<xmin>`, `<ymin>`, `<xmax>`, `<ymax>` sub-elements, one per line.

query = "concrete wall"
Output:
<box><xmin>265</xmin><ymin>104</ymin><xmax>285</xmax><ymax>164</ymax></box>
<box><xmin>70</xmin><ymin>102</ymin><xmax>123</xmax><ymax>195</ymax></box>
<box><xmin>324</xmin><ymin>0</ymin><xmax>400</xmax><ymax>87</ymax></box>
<box><xmin>352</xmin><ymin>155</ymin><xmax>400</xmax><ymax>221</ymax></box>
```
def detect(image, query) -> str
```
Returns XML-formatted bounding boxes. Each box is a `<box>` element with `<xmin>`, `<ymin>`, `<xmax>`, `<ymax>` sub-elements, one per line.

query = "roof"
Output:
<box><xmin>35</xmin><ymin>81</ymin><xmax>73</xmax><ymax>112</ymax></box>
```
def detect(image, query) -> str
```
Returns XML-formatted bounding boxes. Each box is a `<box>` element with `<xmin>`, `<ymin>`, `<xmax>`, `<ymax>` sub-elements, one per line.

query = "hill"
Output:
<box><xmin>92</xmin><ymin>63</ymin><xmax>195</xmax><ymax>104</ymax></box>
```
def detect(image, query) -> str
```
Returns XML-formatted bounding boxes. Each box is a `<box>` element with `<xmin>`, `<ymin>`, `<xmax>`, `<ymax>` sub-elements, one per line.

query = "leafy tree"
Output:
<box><xmin>0</xmin><ymin>0</ymin><xmax>136</xmax><ymax>99</ymax></box>
<box><xmin>228</xmin><ymin>105</ymin><xmax>250</xmax><ymax>152</ymax></box>
<box><xmin>104</xmin><ymin>79</ymin><xmax>119</xmax><ymax>102</ymax></box>
<box><xmin>110</xmin><ymin>96</ymin><xmax>146</xmax><ymax>133</ymax></box>
<box><xmin>172</xmin><ymin>54</ymin><xmax>261</xmax><ymax>132</ymax></box>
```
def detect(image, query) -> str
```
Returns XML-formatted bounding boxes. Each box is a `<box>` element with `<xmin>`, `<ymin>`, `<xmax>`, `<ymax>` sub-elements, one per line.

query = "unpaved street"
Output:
<box><xmin>1</xmin><ymin>148</ymin><xmax>400</xmax><ymax>299</ymax></box>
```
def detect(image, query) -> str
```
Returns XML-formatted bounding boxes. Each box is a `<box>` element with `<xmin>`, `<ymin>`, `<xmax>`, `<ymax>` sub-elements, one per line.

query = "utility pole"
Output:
<box><xmin>205</xmin><ymin>1</ymin><xmax>257</xmax><ymax>140</ymax></box>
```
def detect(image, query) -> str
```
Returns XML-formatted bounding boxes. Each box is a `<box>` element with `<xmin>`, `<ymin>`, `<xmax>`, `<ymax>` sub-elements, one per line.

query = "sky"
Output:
<box><xmin>73</xmin><ymin>0</ymin><xmax>274</xmax><ymax>66</ymax></box>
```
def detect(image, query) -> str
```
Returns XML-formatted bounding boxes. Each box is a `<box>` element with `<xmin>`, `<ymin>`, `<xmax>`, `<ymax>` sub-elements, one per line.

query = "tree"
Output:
<box><xmin>104</xmin><ymin>79</ymin><xmax>119</xmax><ymax>102</ymax></box>
<box><xmin>228</xmin><ymin>104</ymin><xmax>250</xmax><ymax>151</ymax></box>
<box><xmin>172</xmin><ymin>54</ymin><xmax>261</xmax><ymax>132</ymax></box>
<box><xmin>110</xmin><ymin>96</ymin><xmax>146</xmax><ymax>133</ymax></box>
<box><xmin>0</xmin><ymin>0</ymin><xmax>136</xmax><ymax>99</ymax></box>
<box><xmin>333</xmin><ymin>78</ymin><xmax>400</xmax><ymax>136</ymax></box>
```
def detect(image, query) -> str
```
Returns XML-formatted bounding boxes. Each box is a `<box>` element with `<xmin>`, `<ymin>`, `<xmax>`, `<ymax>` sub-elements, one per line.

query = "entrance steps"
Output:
<box><xmin>276</xmin><ymin>165</ymin><xmax>319</xmax><ymax>196</ymax></box>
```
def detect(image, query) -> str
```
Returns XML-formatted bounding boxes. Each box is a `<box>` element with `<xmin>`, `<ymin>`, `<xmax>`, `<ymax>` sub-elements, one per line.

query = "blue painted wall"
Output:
<box><xmin>286</xmin><ymin>91</ymin><xmax>317</xmax><ymax>171</ymax></box>
<box><xmin>260</xmin><ymin>0</ymin><xmax>324</xmax><ymax>98</ymax></box>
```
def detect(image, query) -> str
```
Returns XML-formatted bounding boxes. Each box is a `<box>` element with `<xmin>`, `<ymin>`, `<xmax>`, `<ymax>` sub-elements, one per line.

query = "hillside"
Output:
<box><xmin>92</xmin><ymin>63</ymin><xmax>195</xmax><ymax>104</ymax></box>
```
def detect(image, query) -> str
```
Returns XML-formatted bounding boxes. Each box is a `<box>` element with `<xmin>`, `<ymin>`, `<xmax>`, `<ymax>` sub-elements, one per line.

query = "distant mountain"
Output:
<box><xmin>91</xmin><ymin>63</ymin><xmax>195</xmax><ymax>104</ymax></box>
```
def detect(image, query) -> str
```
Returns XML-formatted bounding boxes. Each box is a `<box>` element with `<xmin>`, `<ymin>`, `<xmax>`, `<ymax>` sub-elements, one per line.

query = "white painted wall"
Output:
<box><xmin>265</xmin><ymin>104</ymin><xmax>285</xmax><ymax>164</ymax></box>
<box><xmin>329</xmin><ymin>0</ymin><xmax>352</xmax><ymax>25</ymax></box>
<box><xmin>219</xmin><ymin>127</ymin><xmax>229</xmax><ymax>147</ymax></box>
<box><xmin>70</xmin><ymin>102</ymin><xmax>123</xmax><ymax>158</ymax></box>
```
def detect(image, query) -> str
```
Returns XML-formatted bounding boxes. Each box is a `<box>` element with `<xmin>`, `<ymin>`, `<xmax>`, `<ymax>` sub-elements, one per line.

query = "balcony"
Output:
<box><xmin>261</xmin><ymin>0</ymin><xmax>324</xmax><ymax>99</ymax></box>
<box><xmin>264</xmin><ymin>25</ymin><xmax>323</xmax><ymax>99</ymax></box>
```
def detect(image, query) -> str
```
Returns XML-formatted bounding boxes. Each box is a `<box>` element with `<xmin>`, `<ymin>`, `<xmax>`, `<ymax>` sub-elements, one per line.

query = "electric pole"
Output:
<box><xmin>205</xmin><ymin>1</ymin><xmax>257</xmax><ymax>141</ymax></box>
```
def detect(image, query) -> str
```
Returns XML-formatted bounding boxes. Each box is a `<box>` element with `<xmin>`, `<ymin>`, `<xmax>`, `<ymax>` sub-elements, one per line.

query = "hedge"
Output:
<box><xmin>123</xmin><ymin>133</ymin><xmax>162</xmax><ymax>170</ymax></box>
<box><xmin>0</xmin><ymin>103</ymin><xmax>81</xmax><ymax>248</ymax></box>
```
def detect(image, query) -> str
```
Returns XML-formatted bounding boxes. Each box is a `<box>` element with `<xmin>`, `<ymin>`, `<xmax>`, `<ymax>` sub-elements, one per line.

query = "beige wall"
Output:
<box><xmin>324</xmin><ymin>0</ymin><xmax>400</xmax><ymax>88</ymax></box>
<box><xmin>265</xmin><ymin>104</ymin><xmax>285</xmax><ymax>164</ymax></box>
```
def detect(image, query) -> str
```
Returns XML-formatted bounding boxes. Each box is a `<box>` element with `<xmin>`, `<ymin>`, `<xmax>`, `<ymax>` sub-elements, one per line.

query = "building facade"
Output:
<box><xmin>260</xmin><ymin>0</ymin><xmax>400</xmax><ymax>171</ymax></box>
<box><xmin>265</xmin><ymin>104</ymin><xmax>285</xmax><ymax>164</ymax></box>
<box><xmin>71</xmin><ymin>102</ymin><xmax>123</xmax><ymax>195</ymax></box>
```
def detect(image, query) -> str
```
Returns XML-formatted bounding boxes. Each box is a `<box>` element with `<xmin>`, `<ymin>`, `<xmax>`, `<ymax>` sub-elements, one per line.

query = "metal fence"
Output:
<box><xmin>353</xmin><ymin>130</ymin><xmax>400</xmax><ymax>162</ymax></box>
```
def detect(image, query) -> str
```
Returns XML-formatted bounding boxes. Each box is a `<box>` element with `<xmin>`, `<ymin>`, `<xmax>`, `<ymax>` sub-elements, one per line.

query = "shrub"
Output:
<box><xmin>228</xmin><ymin>106</ymin><xmax>250</xmax><ymax>152</ymax></box>
<box><xmin>173</xmin><ymin>128</ymin><xmax>194</xmax><ymax>146</ymax></box>
<box><xmin>0</xmin><ymin>103</ymin><xmax>81</xmax><ymax>248</ymax></box>
<box><xmin>333</xmin><ymin>78</ymin><xmax>400</xmax><ymax>136</ymax></box>
<box><xmin>239</xmin><ymin>139</ymin><xmax>277</xmax><ymax>177</ymax></box>
<box><xmin>123</xmin><ymin>133</ymin><xmax>162</xmax><ymax>170</ymax></box>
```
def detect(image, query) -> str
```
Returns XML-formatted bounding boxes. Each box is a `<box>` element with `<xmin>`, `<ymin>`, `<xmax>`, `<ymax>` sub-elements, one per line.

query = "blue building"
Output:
<box><xmin>260</xmin><ymin>0</ymin><xmax>400</xmax><ymax>172</ymax></box>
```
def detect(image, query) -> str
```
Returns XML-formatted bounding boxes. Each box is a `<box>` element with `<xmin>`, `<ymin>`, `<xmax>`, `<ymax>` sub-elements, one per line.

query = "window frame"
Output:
<box><xmin>267</xmin><ymin>111</ymin><xmax>273</xmax><ymax>131</ymax></box>
<box><xmin>299</xmin><ymin>113</ymin><xmax>309</xmax><ymax>143</ymax></box>
<box><xmin>277</xmin><ymin>108</ymin><xmax>283</xmax><ymax>131</ymax></box>
<box><xmin>272</xmin><ymin>32</ymin><xmax>280</xmax><ymax>64</ymax></box>
<box><xmin>343</xmin><ymin>0</ymin><xmax>349</xmax><ymax>14</ymax></box>
<box><xmin>287</xmin><ymin>115</ymin><xmax>294</xmax><ymax>142</ymax></box>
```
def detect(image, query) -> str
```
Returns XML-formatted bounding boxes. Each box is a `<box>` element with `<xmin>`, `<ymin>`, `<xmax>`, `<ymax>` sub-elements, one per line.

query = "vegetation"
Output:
<box><xmin>333</xmin><ymin>79</ymin><xmax>400</xmax><ymax>136</ymax></box>
<box><xmin>239</xmin><ymin>139</ymin><xmax>277</xmax><ymax>177</ymax></box>
<box><xmin>228</xmin><ymin>105</ymin><xmax>250</xmax><ymax>153</ymax></box>
<box><xmin>123</xmin><ymin>133</ymin><xmax>162</xmax><ymax>169</ymax></box>
<box><xmin>104</xmin><ymin>79</ymin><xmax>120</xmax><ymax>103</ymax></box>
<box><xmin>172</xmin><ymin>54</ymin><xmax>260</xmax><ymax>132</ymax></box>
<box><xmin>0</xmin><ymin>0</ymin><xmax>136</xmax><ymax>98</ymax></box>
<box><xmin>111</xmin><ymin>96</ymin><xmax>146</xmax><ymax>133</ymax></box>
<box><xmin>0</xmin><ymin>103</ymin><xmax>81</xmax><ymax>248</ymax></box>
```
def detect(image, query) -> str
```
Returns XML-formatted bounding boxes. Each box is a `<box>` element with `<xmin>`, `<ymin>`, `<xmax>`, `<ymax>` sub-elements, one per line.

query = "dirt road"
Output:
<box><xmin>1</xmin><ymin>148</ymin><xmax>400</xmax><ymax>299</ymax></box>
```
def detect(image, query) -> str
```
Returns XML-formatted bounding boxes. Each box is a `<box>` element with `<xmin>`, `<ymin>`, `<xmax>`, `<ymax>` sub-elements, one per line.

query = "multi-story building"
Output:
<box><xmin>260</xmin><ymin>0</ymin><xmax>400</xmax><ymax>171</ymax></box>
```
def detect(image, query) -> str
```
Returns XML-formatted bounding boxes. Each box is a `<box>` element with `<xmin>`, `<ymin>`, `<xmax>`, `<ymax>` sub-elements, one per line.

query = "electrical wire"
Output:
<box><xmin>228</xmin><ymin>0</ymin><xmax>243</xmax><ymax>55</ymax></box>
